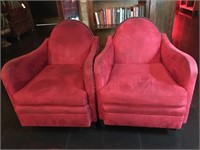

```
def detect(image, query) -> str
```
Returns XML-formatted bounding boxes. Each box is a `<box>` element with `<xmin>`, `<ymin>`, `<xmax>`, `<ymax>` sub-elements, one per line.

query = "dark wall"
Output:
<box><xmin>28</xmin><ymin>1</ymin><xmax>58</xmax><ymax>18</ymax></box>
<box><xmin>148</xmin><ymin>0</ymin><xmax>176</xmax><ymax>40</ymax></box>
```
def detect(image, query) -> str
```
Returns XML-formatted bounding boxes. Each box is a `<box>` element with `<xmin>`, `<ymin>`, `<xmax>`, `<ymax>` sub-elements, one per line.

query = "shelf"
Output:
<box><xmin>94</xmin><ymin>24</ymin><xmax>118</xmax><ymax>30</ymax></box>
<box><xmin>64</xmin><ymin>7</ymin><xmax>77</xmax><ymax>11</ymax></box>
<box><xmin>180</xmin><ymin>5</ymin><xmax>194</xmax><ymax>11</ymax></box>
<box><xmin>87</xmin><ymin>0</ymin><xmax>148</xmax><ymax>48</ymax></box>
<box><xmin>179</xmin><ymin>0</ymin><xmax>199</xmax><ymax>12</ymax></box>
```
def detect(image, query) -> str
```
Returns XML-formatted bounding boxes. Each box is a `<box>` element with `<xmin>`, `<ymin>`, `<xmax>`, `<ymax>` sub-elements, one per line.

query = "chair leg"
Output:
<box><xmin>90</xmin><ymin>122</ymin><xmax>97</xmax><ymax>128</ymax></box>
<box><xmin>90</xmin><ymin>120</ymin><xmax>105</xmax><ymax>128</ymax></box>
<box><xmin>96</xmin><ymin>120</ymin><xmax>105</xmax><ymax>128</ymax></box>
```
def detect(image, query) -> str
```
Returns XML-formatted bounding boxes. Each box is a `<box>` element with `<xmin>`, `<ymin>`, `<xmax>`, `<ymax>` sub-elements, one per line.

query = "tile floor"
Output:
<box><xmin>1</xmin><ymin>11</ymin><xmax>199</xmax><ymax>149</ymax></box>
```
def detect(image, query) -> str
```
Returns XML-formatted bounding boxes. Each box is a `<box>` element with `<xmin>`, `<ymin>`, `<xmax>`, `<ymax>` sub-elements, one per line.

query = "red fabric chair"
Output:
<box><xmin>1</xmin><ymin>20</ymin><xmax>99</xmax><ymax>127</ymax></box>
<box><xmin>94</xmin><ymin>18</ymin><xmax>198</xmax><ymax>129</ymax></box>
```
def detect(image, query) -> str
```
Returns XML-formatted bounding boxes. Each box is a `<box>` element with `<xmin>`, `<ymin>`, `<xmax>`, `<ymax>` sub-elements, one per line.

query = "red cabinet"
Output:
<box><xmin>179</xmin><ymin>0</ymin><xmax>199</xmax><ymax>13</ymax></box>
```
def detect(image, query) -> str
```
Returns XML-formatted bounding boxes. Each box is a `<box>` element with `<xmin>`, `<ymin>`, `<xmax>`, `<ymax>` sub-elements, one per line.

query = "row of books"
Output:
<box><xmin>94</xmin><ymin>5</ymin><xmax>145</xmax><ymax>26</ymax></box>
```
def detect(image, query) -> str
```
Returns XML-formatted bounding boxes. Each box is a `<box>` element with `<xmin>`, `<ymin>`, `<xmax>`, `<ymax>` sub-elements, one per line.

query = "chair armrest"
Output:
<box><xmin>1</xmin><ymin>38</ymin><xmax>48</xmax><ymax>96</ymax></box>
<box><xmin>94</xmin><ymin>36</ymin><xmax>115</xmax><ymax>91</ymax></box>
<box><xmin>161</xmin><ymin>34</ymin><xmax>198</xmax><ymax>122</ymax></box>
<box><xmin>84</xmin><ymin>36</ymin><xmax>99</xmax><ymax>121</ymax></box>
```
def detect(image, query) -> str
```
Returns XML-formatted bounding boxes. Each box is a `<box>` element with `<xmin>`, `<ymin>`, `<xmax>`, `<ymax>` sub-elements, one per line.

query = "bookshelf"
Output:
<box><xmin>89</xmin><ymin>0</ymin><xmax>146</xmax><ymax>30</ymax></box>
<box><xmin>88</xmin><ymin>0</ymin><xmax>146</xmax><ymax>49</ymax></box>
<box><xmin>5</xmin><ymin>1</ymin><xmax>34</xmax><ymax>40</ymax></box>
<box><xmin>179</xmin><ymin>0</ymin><xmax>199</xmax><ymax>13</ymax></box>
<box><xmin>87</xmin><ymin>0</ymin><xmax>176</xmax><ymax>49</ymax></box>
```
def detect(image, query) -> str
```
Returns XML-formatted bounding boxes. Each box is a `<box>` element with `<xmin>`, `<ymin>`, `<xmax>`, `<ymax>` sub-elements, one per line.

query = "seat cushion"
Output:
<box><xmin>14</xmin><ymin>65</ymin><xmax>87</xmax><ymax>106</ymax></box>
<box><xmin>99</xmin><ymin>63</ymin><xmax>187</xmax><ymax>108</ymax></box>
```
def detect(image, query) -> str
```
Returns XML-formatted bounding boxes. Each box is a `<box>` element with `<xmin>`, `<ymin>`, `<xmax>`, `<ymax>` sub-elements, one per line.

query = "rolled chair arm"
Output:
<box><xmin>161</xmin><ymin>34</ymin><xmax>198</xmax><ymax>123</ymax></box>
<box><xmin>84</xmin><ymin>37</ymin><xmax>99</xmax><ymax>121</ymax></box>
<box><xmin>1</xmin><ymin>38</ymin><xmax>49</xmax><ymax>99</ymax></box>
<box><xmin>94</xmin><ymin>36</ymin><xmax>115</xmax><ymax>91</ymax></box>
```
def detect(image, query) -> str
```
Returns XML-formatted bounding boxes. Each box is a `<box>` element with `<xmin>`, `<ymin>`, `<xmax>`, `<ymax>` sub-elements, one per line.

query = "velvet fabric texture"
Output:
<box><xmin>113</xmin><ymin>18</ymin><xmax>161</xmax><ymax>64</ymax></box>
<box><xmin>14</xmin><ymin>65</ymin><xmax>87</xmax><ymax>106</ymax></box>
<box><xmin>1</xmin><ymin>20</ymin><xmax>98</xmax><ymax>127</ymax></box>
<box><xmin>99</xmin><ymin>64</ymin><xmax>187</xmax><ymax>107</ymax></box>
<box><xmin>94</xmin><ymin>18</ymin><xmax>198</xmax><ymax>129</ymax></box>
<box><xmin>48</xmin><ymin>20</ymin><xmax>94</xmax><ymax>65</ymax></box>
<box><xmin>161</xmin><ymin>33</ymin><xmax>198</xmax><ymax>123</ymax></box>
<box><xmin>94</xmin><ymin>36</ymin><xmax>114</xmax><ymax>118</ymax></box>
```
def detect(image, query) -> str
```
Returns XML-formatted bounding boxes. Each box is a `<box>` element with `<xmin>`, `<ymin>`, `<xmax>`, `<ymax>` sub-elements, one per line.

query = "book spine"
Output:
<box><xmin>112</xmin><ymin>8</ymin><xmax>115</xmax><ymax>24</ymax></box>
<box><xmin>141</xmin><ymin>5</ymin><xmax>144</xmax><ymax>17</ymax></box>
<box><xmin>99</xmin><ymin>10</ymin><xmax>104</xmax><ymax>25</ymax></box>
<box><xmin>106</xmin><ymin>8</ymin><xmax>111</xmax><ymax>25</ymax></box>
<box><xmin>111</xmin><ymin>8</ymin><xmax>113</xmax><ymax>24</ymax></box>
<box><xmin>110</xmin><ymin>8</ymin><xmax>113</xmax><ymax>24</ymax></box>
<box><xmin>98</xmin><ymin>11</ymin><xmax>101</xmax><ymax>25</ymax></box>
<box><xmin>116</xmin><ymin>8</ymin><xmax>120</xmax><ymax>24</ymax></box>
<box><xmin>124</xmin><ymin>7</ymin><xmax>127</xmax><ymax>20</ymax></box>
<box><xmin>108</xmin><ymin>8</ymin><xmax>111</xmax><ymax>25</ymax></box>
<box><xmin>131</xmin><ymin>8</ymin><xmax>133</xmax><ymax>17</ymax></box>
<box><xmin>126</xmin><ymin>8</ymin><xmax>129</xmax><ymax>19</ymax></box>
<box><xmin>120</xmin><ymin>7</ymin><xmax>122</xmax><ymax>23</ymax></box>
<box><xmin>114</xmin><ymin>8</ymin><xmax>116</xmax><ymax>24</ymax></box>
<box><xmin>129</xmin><ymin>8</ymin><xmax>131</xmax><ymax>18</ymax></box>
<box><xmin>103</xmin><ymin>9</ymin><xmax>107</xmax><ymax>25</ymax></box>
<box><xmin>122</xmin><ymin>8</ymin><xmax>124</xmax><ymax>22</ymax></box>
<box><xmin>94</xmin><ymin>12</ymin><xmax>100</xmax><ymax>25</ymax></box>
<box><xmin>136</xmin><ymin>6</ymin><xmax>139</xmax><ymax>17</ymax></box>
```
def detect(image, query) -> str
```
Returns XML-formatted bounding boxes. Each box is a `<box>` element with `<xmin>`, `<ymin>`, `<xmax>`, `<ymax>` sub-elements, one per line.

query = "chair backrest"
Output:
<box><xmin>48</xmin><ymin>20</ymin><xmax>94</xmax><ymax>65</ymax></box>
<box><xmin>113</xmin><ymin>18</ymin><xmax>161</xmax><ymax>64</ymax></box>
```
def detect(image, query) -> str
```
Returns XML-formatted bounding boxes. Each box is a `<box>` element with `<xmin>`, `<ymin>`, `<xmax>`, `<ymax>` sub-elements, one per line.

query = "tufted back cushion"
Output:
<box><xmin>113</xmin><ymin>18</ymin><xmax>161</xmax><ymax>64</ymax></box>
<box><xmin>48</xmin><ymin>20</ymin><xmax>94</xmax><ymax>65</ymax></box>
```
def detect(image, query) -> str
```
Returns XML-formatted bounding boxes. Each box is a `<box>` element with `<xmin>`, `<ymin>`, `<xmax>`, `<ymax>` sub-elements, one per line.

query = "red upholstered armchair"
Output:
<box><xmin>1</xmin><ymin>20</ymin><xmax>98</xmax><ymax>127</ymax></box>
<box><xmin>94</xmin><ymin>18</ymin><xmax>198</xmax><ymax>129</ymax></box>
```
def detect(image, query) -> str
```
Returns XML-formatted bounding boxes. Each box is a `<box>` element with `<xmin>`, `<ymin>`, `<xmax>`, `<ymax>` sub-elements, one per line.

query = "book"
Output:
<box><xmin>112</xmin><ymin>8</ymin><xmax>116</xmax><ymax>24</ymax></box>
<box><xmin>128</xmin><ymin>8</ymin><xmax>131</xmax><ymax>18</ymax></box>
<box><xmin>122</xmin><ymin>8</ymin><xmax>125</xmax><ymax>22</ymax></box>
<box><xmin>133</xmin><ymin>6</ymin><xmax>136</xmax><ymax>17</ymax></box>
<box><xmin>119</xmin><ymin>7</ymin><xmax>123</xmax><ymax>23</ymax></box>
<box><xmin>135</xmin><ymin>6</ymin><xmax>139</xmax><ymax>17</ymax></box>
<box><xmin>99</xmin><ymin>10</ymin><xmax>104</xmax><ymax>25</ymax></box>
<box><xmin>111</xmin><ymin>8</ymin><xmax>113</xmax><ymax>24</ymax></box>
<box><xmin>114</xmin><ymin>8</ymin><xmax>116</xmax><ymax>24</ymax></box>
<box><xmin>106</xmin><ymin>8</ymin><xmax>111</xmax><ymax>25</ymax></box>
<box><xmin>93</xmin><ymin>4</ymin><xmax>145</xmax><ymax>27</ymax></box>
<box><xmin>141</xmin><ymin>5</ymin><xmax>144</xmax><ymax>17</ymax></box>
<box><xmin>108</xmin><ymin>8</ymin><xmax>111</xmax><ymax>25</ymax></box>
<box><xmin>124</xmin><ymin>7</ymin><xmax>127</xmax><ymax>20</ymax></box>
<box><xmin>94</xmin><ymin>12</ymin><xmax>100</xmax><ymax>25</ymax></box>
<box><xmin>103</xmin><ymin>9</ymin><xmax>107</xmax><ymax>25</ymax></box>
<box><xmin>116</xmin><ymin>8</ymin><xmax>120</xmax><ymax>24</ymax></box>
<box><xmin>133</xmin><ymin>5</ymin><xmax>139</xmax><ymax>17</ymax></box>
<box><xmin>131</xmin><ymin>10</ymin><xmax>133</xmax><ymax>17</ymax></box>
